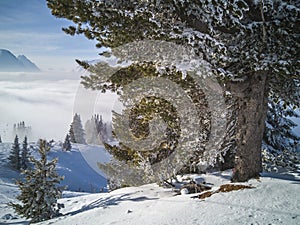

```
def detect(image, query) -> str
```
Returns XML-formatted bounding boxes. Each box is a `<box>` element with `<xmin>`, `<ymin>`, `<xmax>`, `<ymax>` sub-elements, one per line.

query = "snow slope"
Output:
<box><xmin>47</xmin><ymin>143</ymin><xmax>110</xmax><ymax>192</ymax></box>
<box><xmin>0</xmin><ymin>143</ymin><xmax>299</xmax><ymax>225</ymax></box>
<box><xmin>35</xmin><ymin>172</ymin><xmax>300</xmax><ymax>225</ymax></box>
<box><xmin>0</xmin><ymin>142</ymin><xmax>110</xmax><ymax>224</ymax></box>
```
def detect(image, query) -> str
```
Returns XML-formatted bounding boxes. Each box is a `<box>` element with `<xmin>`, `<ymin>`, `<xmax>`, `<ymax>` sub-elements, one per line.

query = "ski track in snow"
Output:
<box><xmin>0</xmin><ymin>143</ymin><xmax>299</xmax><ymax>225</ymax></box>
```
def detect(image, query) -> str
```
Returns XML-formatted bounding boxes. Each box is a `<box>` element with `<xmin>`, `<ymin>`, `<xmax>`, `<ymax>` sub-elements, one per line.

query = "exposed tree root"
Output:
<box><xmin>198</xmin><ymin>184</ymin><xmax>254</xmax><ymax>199</ymax></box>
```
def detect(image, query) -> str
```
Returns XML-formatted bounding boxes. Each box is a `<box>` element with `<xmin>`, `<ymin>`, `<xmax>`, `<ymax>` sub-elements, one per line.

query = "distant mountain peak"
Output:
<box><xmin>0</xmin><ymin>49</ymin><xmax>18</xmax><ymax>61</ymax></box>
<box><xmin>0</xmin><ymin>49</ymin><xmax>40</xmax><ymax>72</ymax></box>
<box><xmin>17</xmin><ymin>54</ymin><xmax>40</xmax><ymax>72</ymax></box>
<box><xmin>0</xmin><ymin>49</ymin><xmax>13</xmax><ymax>55</ymax></box>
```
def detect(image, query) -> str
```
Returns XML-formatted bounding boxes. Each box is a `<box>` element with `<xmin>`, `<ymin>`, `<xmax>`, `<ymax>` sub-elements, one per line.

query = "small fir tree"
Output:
<box><xmin>13</xmin><ymin>121</ymin><xmax>32</xmax><ymax>141</ymax></box>
<box><xmin>20</xmin><ymin>136</ymin><xmax>30</xmax><ymax>170</ymax></box>
<box><xmin>9</xmin><ymin>140</ymin><xmax>64</xmax><ymax>223</ymax></box>
<box><xmin>8</xmin><ymin>135</ymin><xmax>21</xmax><ymax>170</ymax></box>
<box><xmin>68</xmin><ymin>124</ymin><xmax>76</xmax><ymax>143</ymax></box>
<box><xmin>69</xmin><ymin>113</ymin><xmax>86</xmax><ymax>144</ymax></box>
<box><xmin>0</xmin><ymin>135</ymin><xmax>2</xmax><ymax>143</ymax></box>
<box><xmin>85</xmin><ymin>114</ymin><xmax>109</xmax><ymax>145</ymax></box>
<box><xmin>62</xmin><ymin>134</ymin><xmax>72</xmax><ymax>151</ymax></box>
<box><xmin>85</xmin><ymin>117</ymin><xmax>100</xmax><ymax>145</ymax></box>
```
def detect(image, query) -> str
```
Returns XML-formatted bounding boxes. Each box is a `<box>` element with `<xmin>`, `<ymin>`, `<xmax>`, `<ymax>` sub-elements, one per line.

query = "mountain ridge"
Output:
<box><xmin>0</xmin><ymin>49</ymin><xmax>40</xmax><ymax>72</ymax></box>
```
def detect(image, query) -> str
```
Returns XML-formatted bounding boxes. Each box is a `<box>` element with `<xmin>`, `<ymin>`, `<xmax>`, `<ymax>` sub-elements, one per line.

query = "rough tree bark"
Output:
<box><xmin>226</xmin><ymin>71</ymin><xmax>269</xmax><ymax>182</ymax></box>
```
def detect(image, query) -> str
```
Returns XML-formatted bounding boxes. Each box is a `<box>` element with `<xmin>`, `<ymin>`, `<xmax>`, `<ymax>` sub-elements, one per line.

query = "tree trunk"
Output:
<box><xmin>226</xmin><ymin>71</ymin><xmax>269</xmax><ymax>182</ymax></box>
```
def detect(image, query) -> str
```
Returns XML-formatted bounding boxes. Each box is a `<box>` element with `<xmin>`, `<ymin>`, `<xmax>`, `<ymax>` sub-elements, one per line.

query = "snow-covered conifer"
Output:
<box><xmin>263</xmin><ymin>101</ymin><xmax>300</xmax><ymax>171</ymax></box>
<box><xmin>62</xmin><ymin>134</ymin><xmax>72</xmax><ymax>151</ymax></box>
<box><xmin>85</xmin><ymin>117</ymin><xmax>100</xmax><ymax>145</ymax></box>
<box><xmin>69</xmin><ymin>124</ymin><xmax>76</xmax><ymax>143</ymax></box>
<box><xmin>85</xmin><ymin>114</ymin><xmax>109</xmax><ymax>145</ymax></box>
<box><xmin>8</xmin><ymin>135</ymin><xmax>21</xmax><ymax>170</ymax></box>
<box><xmin>48</xmin><ymin>0</ymin><xmax>300</xmax><ymax>182</ymax></box>
<box><xmin>20</xmin><ymin>136</ymin><xmax>30</xmax><ymax>170</ymax></box>
<box><xmin>69</xmin><ymin>113</ymin><xmax>86</xmax><ymax>144</ymax></box>
<box><xmin>9</xmin><ymin>139</ymin><xmax>64</xmax><ymax>223</ymax></box>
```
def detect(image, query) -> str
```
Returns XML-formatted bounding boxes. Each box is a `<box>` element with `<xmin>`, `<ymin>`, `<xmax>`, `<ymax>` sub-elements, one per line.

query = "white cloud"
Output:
<box><xmin>0</xmin><ymin>71</ymin><xmax>117</xmax><ymax>142</ymax></box>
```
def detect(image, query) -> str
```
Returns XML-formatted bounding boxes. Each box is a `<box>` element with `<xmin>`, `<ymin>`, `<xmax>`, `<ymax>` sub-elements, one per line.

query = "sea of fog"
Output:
<box><xmin>0</xmin><ymin>71</ymin><xmax>117</xmax><ymax>142</ymax></box>
<box><xmin>0</xmin><ymin>71</ymin><xmax>299</xmax><ymax>144</ymax></box>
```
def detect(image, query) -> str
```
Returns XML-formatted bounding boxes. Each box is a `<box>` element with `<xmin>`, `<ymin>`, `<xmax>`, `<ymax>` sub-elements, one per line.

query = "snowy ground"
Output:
<box><xmin>0</xmin><ymin>143</ymin><xmax>299</xmax><ymax>225</ymax></box>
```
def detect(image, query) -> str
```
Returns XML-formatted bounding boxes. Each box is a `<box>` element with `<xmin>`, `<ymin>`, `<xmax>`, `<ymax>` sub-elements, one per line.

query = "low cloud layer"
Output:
<box><xmin>0</xmin><ymin>71</ymin><xmax>117</xmax><ymax>142</ymax></box>
<box><xmin>1</xmin><ymin>71</ymin><xmax>298</xmax><ymax>144</ymax></box>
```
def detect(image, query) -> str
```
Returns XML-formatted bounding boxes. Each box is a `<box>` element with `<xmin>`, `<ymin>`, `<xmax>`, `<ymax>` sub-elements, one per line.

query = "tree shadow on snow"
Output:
<box><xmin>65</xmin><ymin>193</ymin><xmax>158</xmax><ymax>217</ymax></box>
<box><xmin>209</xmin><ymin>171</ymin><xmax>232</xmax><ymax>181</ymax></box>
<box><xmin>0</xmin><ymin>221</ymin><xmax>29</xmax><ymax>225</ymax></box>
<box><xmin>210</xmin><ymin>170</ymin><xmax>300</xmax><ymax>184</ymax></box>
<box><xmin>261</xmin><ymin>172</ymin><xmax>300</xmax><ymax>184</ymax></box>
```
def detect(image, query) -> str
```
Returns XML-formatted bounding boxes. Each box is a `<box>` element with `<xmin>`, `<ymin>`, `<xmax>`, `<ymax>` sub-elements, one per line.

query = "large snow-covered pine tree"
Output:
<box><xmin>47</xmin><ymin>0</ymin><xmax>299</xmax><ymax>182</ymax></box>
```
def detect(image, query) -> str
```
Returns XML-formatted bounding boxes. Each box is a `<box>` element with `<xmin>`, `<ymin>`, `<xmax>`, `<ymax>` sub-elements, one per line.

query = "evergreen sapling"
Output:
<box><xmin>69</xmin><ymin>113</ymin><xmax>86</xmax><ymax>144</ymax></box>
<box><xmin>8</xmin><ymin>135</ymin><xmax>21</xmax><ymax>171</ymax></box>
<box><xmin>20</xmin><ymin>136</ymin><xmax>30</xmax><ymax>170</ymax></box>
<box><xmin>9</xmin><ymin>140</ymin><xmax>65</xmax><ymax>223</ymax></box>
<box><xmin>62</xmin><ymin>134</ymin><xmax>72</xmax><ymax>151</ymax></box>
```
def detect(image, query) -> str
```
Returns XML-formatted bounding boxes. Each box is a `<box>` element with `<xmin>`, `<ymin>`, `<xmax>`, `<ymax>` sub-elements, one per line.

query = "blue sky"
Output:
<box><xmin>0</xmin><ymin>0</ymin><xmax>99</xmax><ymax>71</ymax></box>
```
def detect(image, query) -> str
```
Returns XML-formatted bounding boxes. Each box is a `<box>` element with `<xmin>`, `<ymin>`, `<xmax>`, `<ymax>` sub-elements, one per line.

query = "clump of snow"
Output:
<box><xmin>180</xmin><ymin>188</ymin><xmax>189</xmax><ymax>195</ymax></box>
